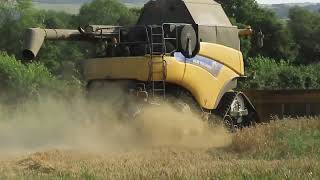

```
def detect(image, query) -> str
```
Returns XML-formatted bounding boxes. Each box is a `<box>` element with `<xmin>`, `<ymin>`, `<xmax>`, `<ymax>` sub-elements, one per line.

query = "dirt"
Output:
<box><xmin>0</xmin><ymin>90</ymin><xmax>233</xmax><ymax>177</ymax></box>
<box><xmin>0</xmin><ymin>100</ymin><xmax>319</xmax><ymax>179</ymax></box>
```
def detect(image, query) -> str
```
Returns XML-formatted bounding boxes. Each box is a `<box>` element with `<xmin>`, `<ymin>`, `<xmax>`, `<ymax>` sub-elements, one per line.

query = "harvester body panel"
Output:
<box><xmin>83</xmin><ymin>42</ymin><xmax>243</xmax><ymax>109</ymax></box>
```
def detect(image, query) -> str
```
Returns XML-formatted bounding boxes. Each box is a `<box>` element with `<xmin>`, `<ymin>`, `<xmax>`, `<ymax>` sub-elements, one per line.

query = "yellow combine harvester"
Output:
<box><xmin>22</xmin><ymin>0</ymin><xmax>260</xmax><ymax>129</ymax></box>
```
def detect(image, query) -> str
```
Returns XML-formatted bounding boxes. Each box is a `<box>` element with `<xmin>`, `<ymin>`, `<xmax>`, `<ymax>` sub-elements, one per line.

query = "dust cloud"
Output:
<box><xmin>0</xmin><ymin>87</ymin><xmax>231</xmax><ymax>157</ymax></box>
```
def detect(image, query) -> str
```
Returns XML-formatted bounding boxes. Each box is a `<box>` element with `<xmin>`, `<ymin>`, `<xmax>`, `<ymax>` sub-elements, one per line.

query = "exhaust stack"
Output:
<box><xmin>22</xmin><ymin>28</ymin><xmax>81</xmax><ymax>61</ymax></box>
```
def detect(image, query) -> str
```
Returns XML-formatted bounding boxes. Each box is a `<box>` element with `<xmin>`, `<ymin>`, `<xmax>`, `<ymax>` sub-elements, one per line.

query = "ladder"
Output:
<box><xmin>148</xmin><ymin>25</ymin><xmax>167</xmax><ymax>98</ymax></box>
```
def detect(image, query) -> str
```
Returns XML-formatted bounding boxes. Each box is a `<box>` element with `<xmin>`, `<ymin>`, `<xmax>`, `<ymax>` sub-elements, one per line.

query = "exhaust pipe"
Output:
<box><xmin>22</xmin><ymin>28</ymin><xmax>82</xmax><ymax>61</ymax></box>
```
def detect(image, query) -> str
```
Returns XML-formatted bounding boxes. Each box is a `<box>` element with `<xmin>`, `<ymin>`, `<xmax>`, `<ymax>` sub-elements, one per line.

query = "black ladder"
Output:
<box><xmin>148</xmin><ymin>25</ymin><xmax>167</xmax><ymax>98</ymax></box>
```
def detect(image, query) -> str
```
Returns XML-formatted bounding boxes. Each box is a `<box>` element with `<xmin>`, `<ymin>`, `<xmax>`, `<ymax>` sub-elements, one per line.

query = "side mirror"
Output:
<box><xmin>176</xmin><ymin>24</ymin><xmax>200</xmax><ymax>58</ymax></box>
<box><xmin>239</xmin><ymin>26</ymin><xmax>264</xmax><ymax>49</ymax></box>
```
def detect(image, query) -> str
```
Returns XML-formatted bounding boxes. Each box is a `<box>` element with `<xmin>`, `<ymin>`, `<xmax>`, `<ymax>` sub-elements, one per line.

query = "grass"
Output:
<box><xmin>0</xmin><ymin>117</ymin><xmax>319</xmax><ymax>179</ymax></box>
<box><xmin>226</xmin><ymin>118</ymin><xmax>320</xmax><ymax>160</ymax></box>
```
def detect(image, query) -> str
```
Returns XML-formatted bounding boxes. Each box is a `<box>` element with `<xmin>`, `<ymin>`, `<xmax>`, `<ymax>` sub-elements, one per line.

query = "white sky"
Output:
<box><xmin>257</xmin><ymin>0</ymin><xmax>320</xmax><ymax>4</ymax></box>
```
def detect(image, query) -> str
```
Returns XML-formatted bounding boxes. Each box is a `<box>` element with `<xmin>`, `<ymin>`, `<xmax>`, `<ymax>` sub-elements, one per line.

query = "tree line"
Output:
<box><xmin>216</xmin><ymin>0</ymin><xmax>320</xmax><ymax>64</ymax></box>
<box><xmin>0</xmin><ymin>0</ymin><xmax>139</xmax><ymax>74</ymax></box>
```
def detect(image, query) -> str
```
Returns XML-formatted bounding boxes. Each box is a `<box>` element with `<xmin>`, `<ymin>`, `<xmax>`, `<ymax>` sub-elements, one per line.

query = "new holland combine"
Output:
<box><xmin>22</xmin><ymin>0</ymin><xmax>260</xmax><ymax>129</ymax></box>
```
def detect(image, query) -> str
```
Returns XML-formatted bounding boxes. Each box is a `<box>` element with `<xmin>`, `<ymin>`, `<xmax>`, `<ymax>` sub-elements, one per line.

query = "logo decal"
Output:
<box><xmin>174</xmin><ymin>52</ymin><xmax>223</xmax><ymax>77</ymax></box>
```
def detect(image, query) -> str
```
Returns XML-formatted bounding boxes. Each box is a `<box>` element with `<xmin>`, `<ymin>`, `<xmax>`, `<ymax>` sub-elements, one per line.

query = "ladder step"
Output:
<box><xmin>151</xmin><ymin>49</ymin><xmax>164</xmax><ymax>52</ymax></box>
<box><xmin>151</xmin><ymin>51</ymin><xmax>164</xmax><ymax>54</ymax></box>
<box><xmin>152</xmin><ymin>34</ymin><xmax>163</xmax><ymax>36</ymax></box>
<box><xmin>164</xmin><ymin>38</ymin><xmax>176</xmax><ymax>40</ymax></box>
<box><xmin>150</xmin><ymin>28</ymin><xmax>162</xmax><ymax>31</ymax></box>
<box><xmin>150</xmin><ymin>25</ymin><xmax>162</xmax><ymax>28</ymax></box>
<box><xmin>153</xmin><ymin>89</ymin><xmax>165</xmax><ymax>91</ymax></box>
<box><xmin>151</xmin><ymin>61</ymin><xmax>165</xmax><ymax>64</ymax></box>
<box><xmin>151</xmin><ymin>43</ymin><xmax>164</xmax><ymax>45</ymax></box>
<box><xmin>152</xmin><ymin>71</ymin><xmax>165</xmax><ymax>73</ymax></box>
<box><xmin>151</xmin><ymin>52</ymin><xmax>163</xmax><ymax>55</ymax></box>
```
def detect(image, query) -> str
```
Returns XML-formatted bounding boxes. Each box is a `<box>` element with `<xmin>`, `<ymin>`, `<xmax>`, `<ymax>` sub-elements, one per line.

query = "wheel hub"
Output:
<box><xmin>229</xmin><ymin>95</ymin><xmax>248</xmax><ymax>124</ymax></box>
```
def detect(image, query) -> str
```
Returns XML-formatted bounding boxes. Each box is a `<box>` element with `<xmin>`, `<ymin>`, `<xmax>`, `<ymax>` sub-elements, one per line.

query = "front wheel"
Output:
<box><xmin>213</xmin><ymin>92</ymin><xmax>260</xmax><ymax>130</ymax></box>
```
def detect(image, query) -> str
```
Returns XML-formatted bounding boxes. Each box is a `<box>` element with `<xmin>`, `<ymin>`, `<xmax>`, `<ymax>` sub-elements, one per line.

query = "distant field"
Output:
<box><xmin>33</xmin><ymin>2</ymin><xmax>142</xmax><ymax>14</ymax></box>
<box><xmin>33</xmin><ymin>2</ymin><xmax>82</xmax><ymax>14</ymax></box>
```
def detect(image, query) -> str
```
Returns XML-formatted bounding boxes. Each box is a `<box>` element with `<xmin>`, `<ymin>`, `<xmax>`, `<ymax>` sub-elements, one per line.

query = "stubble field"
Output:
<box><xmin>0</xmin><ymin>97</ymin><xmax>319</xmax><ymax>179</ymax></box>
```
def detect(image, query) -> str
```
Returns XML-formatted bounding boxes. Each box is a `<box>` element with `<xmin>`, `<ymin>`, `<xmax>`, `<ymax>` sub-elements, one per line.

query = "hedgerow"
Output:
<box><xmin>0</xmin><ymin>52</ymin><xmax>81</xmax><ymax>104</ymax></box>
<box><xmin>242</xmin><ymin>56</ymin><xmax>320</xmax><ymax>90</ymax></box>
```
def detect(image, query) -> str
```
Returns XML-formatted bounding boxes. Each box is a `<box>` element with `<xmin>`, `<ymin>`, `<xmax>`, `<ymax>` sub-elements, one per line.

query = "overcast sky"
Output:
<box><xmin>257</xmin><ymin>0</ymin><xmax>320</xmax><ymax>4</ymax></box>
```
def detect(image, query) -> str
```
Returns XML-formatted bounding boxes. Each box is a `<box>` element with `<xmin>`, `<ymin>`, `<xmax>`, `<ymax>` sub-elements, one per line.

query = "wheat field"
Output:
<box><xmin>0</xmin><ymin>118</ymin><xmax>319</xmax><ymax>179</ymax></box>
<box><xmin>0</xmin><ymin>98</ymin><xmax>319</xmax><ymax>179</ymax></box>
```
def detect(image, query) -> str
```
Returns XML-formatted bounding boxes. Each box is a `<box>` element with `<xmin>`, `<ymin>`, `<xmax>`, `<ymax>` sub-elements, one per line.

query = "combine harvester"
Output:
<box><xmin>22</xmin><ymin>0</ymin><xmax>262</xmax><ymax>129</ymax></box>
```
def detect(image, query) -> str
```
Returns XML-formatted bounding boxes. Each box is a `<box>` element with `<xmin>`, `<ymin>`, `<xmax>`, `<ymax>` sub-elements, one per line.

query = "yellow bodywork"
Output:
<box><xmin>83</xmin><ymin>42</ymin><xmax>244</xmax><ymax>110</ymax></box>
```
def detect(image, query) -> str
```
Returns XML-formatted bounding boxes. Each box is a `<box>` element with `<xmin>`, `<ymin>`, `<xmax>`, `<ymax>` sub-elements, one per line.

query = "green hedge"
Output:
<box><xmin>242</xmin><ymin>56</ymin><xmax>320</xmax><ymax>90</ymax></box>
<box><xmin>0</xmin><ymin>52</ymin><xmax>81</xmax><ymax>104</ymax></box>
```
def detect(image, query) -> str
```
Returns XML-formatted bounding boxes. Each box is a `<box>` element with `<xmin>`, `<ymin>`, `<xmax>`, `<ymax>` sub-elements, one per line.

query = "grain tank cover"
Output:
<box><xmin>183</xmin><ymin>0</ymin><xmax>232</xmax><ymax>26</ymax></box>
<box><xmin>137</xmin><ymin>0</ymin><xmax>232</xmax><ymax>26</ymax></box>
<box><xmin>137</xmin><ymin>0</ymin><xmax>240</xmax><ymax>50</ymax></box>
